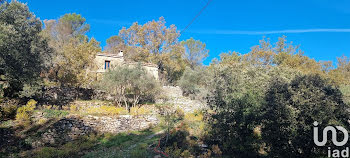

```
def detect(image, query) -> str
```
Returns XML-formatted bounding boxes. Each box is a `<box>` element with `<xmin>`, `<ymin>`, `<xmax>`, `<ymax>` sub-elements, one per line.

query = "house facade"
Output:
<box><xmin>94</xmin><ymin>50</ymin><xmax>159</xmax><ymax>80</ymax></box>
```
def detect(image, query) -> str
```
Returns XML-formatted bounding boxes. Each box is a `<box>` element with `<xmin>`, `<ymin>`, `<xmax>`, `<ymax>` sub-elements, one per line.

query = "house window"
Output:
<box><xmin>104</xmin><ymin>61</ymin><xmax>110</xmax><ymax>69</ymax></box>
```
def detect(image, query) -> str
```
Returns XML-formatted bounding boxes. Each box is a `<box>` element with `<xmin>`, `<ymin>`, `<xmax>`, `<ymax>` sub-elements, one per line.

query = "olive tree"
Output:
<box><xmin>98</xmin><ymin>65</ymin><xmax>160</xmax><ymax>110</ymax></box>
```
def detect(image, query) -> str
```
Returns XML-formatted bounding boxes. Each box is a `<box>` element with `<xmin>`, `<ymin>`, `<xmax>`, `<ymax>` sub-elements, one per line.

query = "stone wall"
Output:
<box><xmin>83</xmin><ymin>115</ymin><xmax>158</xmax><ymax>133</ymax></box>
<box><xmin>32</xmin><ymin>115</ymin><xmax>158</xmax><ymax>148</ymax></box>
<box><xmin>32</xmin><ymin>117</ymin><xmax>95</xmax><ymax>147</ymax></box>
<box><xmin>41</xmin><ymin>87</ymin><xmax>95</xmax><ymax>106</ymax></box>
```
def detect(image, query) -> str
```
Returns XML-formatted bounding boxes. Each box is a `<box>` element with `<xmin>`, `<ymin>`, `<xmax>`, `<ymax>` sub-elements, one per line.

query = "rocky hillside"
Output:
<box><xmin>158</xmin><ymin>86</ymin><xmax>207</xmax><ymax>113</ymax></box>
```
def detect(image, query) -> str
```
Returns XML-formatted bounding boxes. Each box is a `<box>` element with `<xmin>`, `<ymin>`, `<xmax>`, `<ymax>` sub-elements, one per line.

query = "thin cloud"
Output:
<box><xmin>190</xmin><ymin>29</ymin><xmax>350</xmax><ymax>35</ymax></box>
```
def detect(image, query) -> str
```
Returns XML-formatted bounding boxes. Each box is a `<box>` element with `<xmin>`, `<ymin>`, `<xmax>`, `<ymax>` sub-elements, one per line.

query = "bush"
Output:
<box><xmin>340</xmin><ymin>84</ymin><xmax>350</xmax><ymax>104</ymax></box>
<box><xmin>34</xmin><ymin>147</ymin><xmax>58</xmax><ymax>158</ymax></box>
<box><xmin>43</xmin><ymin>109</ymin><xmax>69</xmax><ymax>118</ymax></box>
<box><xmin>162</xmin><ymin>123</ymin><xmax>201</xmax><ymax>157</ymax></box>
<box><xmin>69</xmin><ymin>104</ymin><xmax>78</xmax><ymax>112</ymax></box>
<box><xmin>0</xmin><ymin>80</ymin><xmax>8</xmax><ymax>98</ymax></box>
<box><xmin>260</xmin><ymin>75</ymin><xmax>350</xmax><ymax>157</ymax></box>
<box><xmin>33</xmin><ymin>137</ymin><xmax>96</xmax><ymax>158</ymax></box>
<box><xmin>175</xmin><ymin>108</ymin><xmax>185</xmax><ymax>120</ymax></box>
<box><xmin>130</xmin><ymin>144</ymin><xmax>148</xmax><ymax>158</ymax></box>
<box><xmin>204</xmin><ymin>64</ymin><xmax>300</xmax><ymax>156</ymax></box>
<box><xmin>183</xmin><ymin>111</ymin><xmax>206</xmax><ymax>137</ymax></box>
<box><xmin>19</xmin><ymin>82</ymin><xmax>43</xmax><ymax>99</ymax></box>
<box><xmin>184</xmin><ymin>111</ymin><xmax>203</xmax><ymax>122</ymax></box>
<box><xmin>177</xmin><ymin>67</ymin><xmax>209</xmax><ymax>100</ymax></box>
<box><xmin>206</xmin><ymin>92</ymin><xmax>261</xmax><ymax>157</ymax></box>
<box><xmin>37</xmin><ymin>118</ymin><xmax>47</xmax><ymax>125</ymax></box>
<box><xmin>16</xmin><ymin>99</ymin><xmax>37</xmax><ymax>126</ymax></box>
<box><xmin>0</xmin><ymin>99</ymin><xmax>18</xmax><ymax>120</ymax></box>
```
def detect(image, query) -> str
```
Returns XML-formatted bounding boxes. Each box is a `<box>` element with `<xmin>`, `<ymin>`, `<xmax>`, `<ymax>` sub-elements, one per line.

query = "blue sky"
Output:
<box><xmin>22</xmin><ymin>0</ymin><xmax>350</xmax><ymax>65</ymax></box>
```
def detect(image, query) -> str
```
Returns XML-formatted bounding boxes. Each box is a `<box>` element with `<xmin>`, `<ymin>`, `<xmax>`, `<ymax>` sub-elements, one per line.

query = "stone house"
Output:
<box><xmin>94</xmin><ymin>50</ymin><xmax>159</xmax><ymax>80</ymax></box>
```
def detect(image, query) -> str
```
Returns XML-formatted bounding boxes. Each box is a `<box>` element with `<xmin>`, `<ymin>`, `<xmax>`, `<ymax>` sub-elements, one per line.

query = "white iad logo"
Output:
<box><xmin>313</xmin><ymin>121</ymin><xmax>348</xmax><ymax>146</ymax></box>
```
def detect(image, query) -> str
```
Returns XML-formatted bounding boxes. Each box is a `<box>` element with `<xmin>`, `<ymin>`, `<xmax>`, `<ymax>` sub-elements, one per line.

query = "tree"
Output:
<box><xmin>119</xmin><ymin>17</ymin><xmax>179</xmax><ymax>59</ymax></box>
<box><xmin>177</xmin><ymin>66</ymin><xmax>210</xmax><ymax>100</ymax></box>
<box><xmin>215</xmin><ymin>51</ymin><xmax>242</xmax><ymax>66</ymax></box>
<box><xmin>43</xmin><ymin>13</ymin><xmax>100</xmax><ymax>87</ymax></box>
<box><xmin>328</xmin><ymin>55</ymin><xmax>350</xmax><ymax>85</ymax></box>
<box><xmin>99</xmin><ymin>65</ymin><xmax>160</xmax><ymax>110</ymax></box>
<box><xmin>104</xmin><ymin>35</ymin><xmax>125</xmax><ymax>54</ymax></box>
<box><xmin>205</xmin><ymin>64</ymin><xmax>264</xmax><ymax>156</ymax></box>
<box><xmin>243</xmin><ymin>37</ymin><xmax>275</xmax><ymax>66</ymax></box>
<box><xmin>118</xmin><ymin>17</ymin><xmax>187</xmax><ymax>83</ymax></box>
<box><xmin>261</xmin><ymin>75</ymin><xmax>350</xmax><ymax>157</ymax></box>
<box><xmin>55</xmin><ymin>38</ymin><xmax>100</xmax><ymax>87</ymax></box>
<box><xmin>156</xmin><ymin>44</ymin><xmax>188</xmax><ymax>84</ymax></box>
<box><xmin>43</xmin><ymin>13</ymin><xmax>90</xmax><ymax>42</ymax></box>
<box><xmin>181</xmin><ymin>37</ymin><xmax>209</xmax><ymax>69</ymax></box>
<box><xmin>42</xmin><ymin>13</ymin><xmax>90</xmax><ymax>55</ymax></box>
<box><xmin>0</xmin><ymin>1</ymin><xmax>52</xmax><ymax>97</ymax></box>
<box><xmin>205</xmin><ymin>63</ymin><xmax>300</xmax><ymax>156</ymax></box>
<box><xmin>272</xmin><ymin>36</ymin><xmax>325</xmax><ymax>76</ymax></box>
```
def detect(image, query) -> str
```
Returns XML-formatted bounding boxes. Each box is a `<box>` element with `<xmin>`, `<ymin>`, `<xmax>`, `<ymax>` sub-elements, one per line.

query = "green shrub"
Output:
<box><xmin>177</xmin><ymin>67</ymin><xmax>209</xmax><ymax>100</ymax></box>
<box><xmin>130</xmin><ymin>144</ymin><xmax>148</xmax><ymax>158</ymax></box>
<box><xmin>340</xmin><ymin>84</ymin><xmax>350</xmax><ymax>104</ymax></box>
<box><xmin>43</xmin><ymin>109</ymin><xmax>69</xmax><ymax>118</ymax></box>
<box><xmin>204</xmin><ymin>64</ymin><xmax>301</xmax><ymax>156</ymax></box>
<box><xmin>34</xmin><ymin>136</ymin><xmax>97</xmax><ymax>158</ymax></box>
<box><xmin>34</xmin><ymin>147</ymin><xmax>58</xmax><ymax>158</ymax></box>
<box><xmin>19</xmin><ymin>82</ymin><xmax>43</xmax><ymax>99</ymax></box>
<box><xmin>162</xmin><ymin>123</ymin><xmax>200</xmax><ymax>157</ymax></box>
<box><xmin>261</xmin><ymin>75</ymin><xmax>350</xmax><ymax>157</ymax></box>
<box><xmin>0</xmin><ymin>120</ymin><xmax>14</xmax><ymax>128</ymax></box>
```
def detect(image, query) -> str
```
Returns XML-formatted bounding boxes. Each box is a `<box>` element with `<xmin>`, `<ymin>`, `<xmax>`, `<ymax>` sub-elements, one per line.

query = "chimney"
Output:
<box><xmin>118</xmin><ymin>50</ymin><xmax>124</xmax><ymax>57</ymax></box>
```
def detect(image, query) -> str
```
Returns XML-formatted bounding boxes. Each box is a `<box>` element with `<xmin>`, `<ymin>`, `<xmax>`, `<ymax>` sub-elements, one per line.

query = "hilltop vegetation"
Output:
<box><xmin>0</xmin><ymin>0</ymin><xmax>350</xmax><ymax>157</ymax></box>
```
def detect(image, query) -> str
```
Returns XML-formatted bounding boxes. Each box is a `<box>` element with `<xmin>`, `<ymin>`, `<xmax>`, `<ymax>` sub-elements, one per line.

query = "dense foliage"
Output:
<box><xmin>205</xmin><ymin>63</ymin><xmax>299</xmax><ymax>156</ymax></box>
<box><xmin>0</xmin><ymin>1</ymin><xmax>52</xmax><ymax>97</ymax></box>
<box><xmin>177</xmin><ymin>66</ymin><xmax>210</xmax><ymax>100</ymax></box>
<box><xmin>261</xmin><ymin>75</ymin><xmax>349</xmax><ymax>157</ymax></box>
<box><xmin>118</xmin><ymin>17</ymin><xmax>189</xmax><ymax>84</ymax></box>
<box><xmin>199</xmin><ymin>37</ymin><xmax>350</xmax><ymax>157</ymax></box>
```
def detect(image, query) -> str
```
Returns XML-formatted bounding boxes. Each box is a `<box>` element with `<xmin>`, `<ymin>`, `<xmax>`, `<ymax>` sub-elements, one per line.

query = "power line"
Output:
<box><xmin>180</xmin><ymin>0</ymin><xmax>213</xmax><ymax>35</ymax></box>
